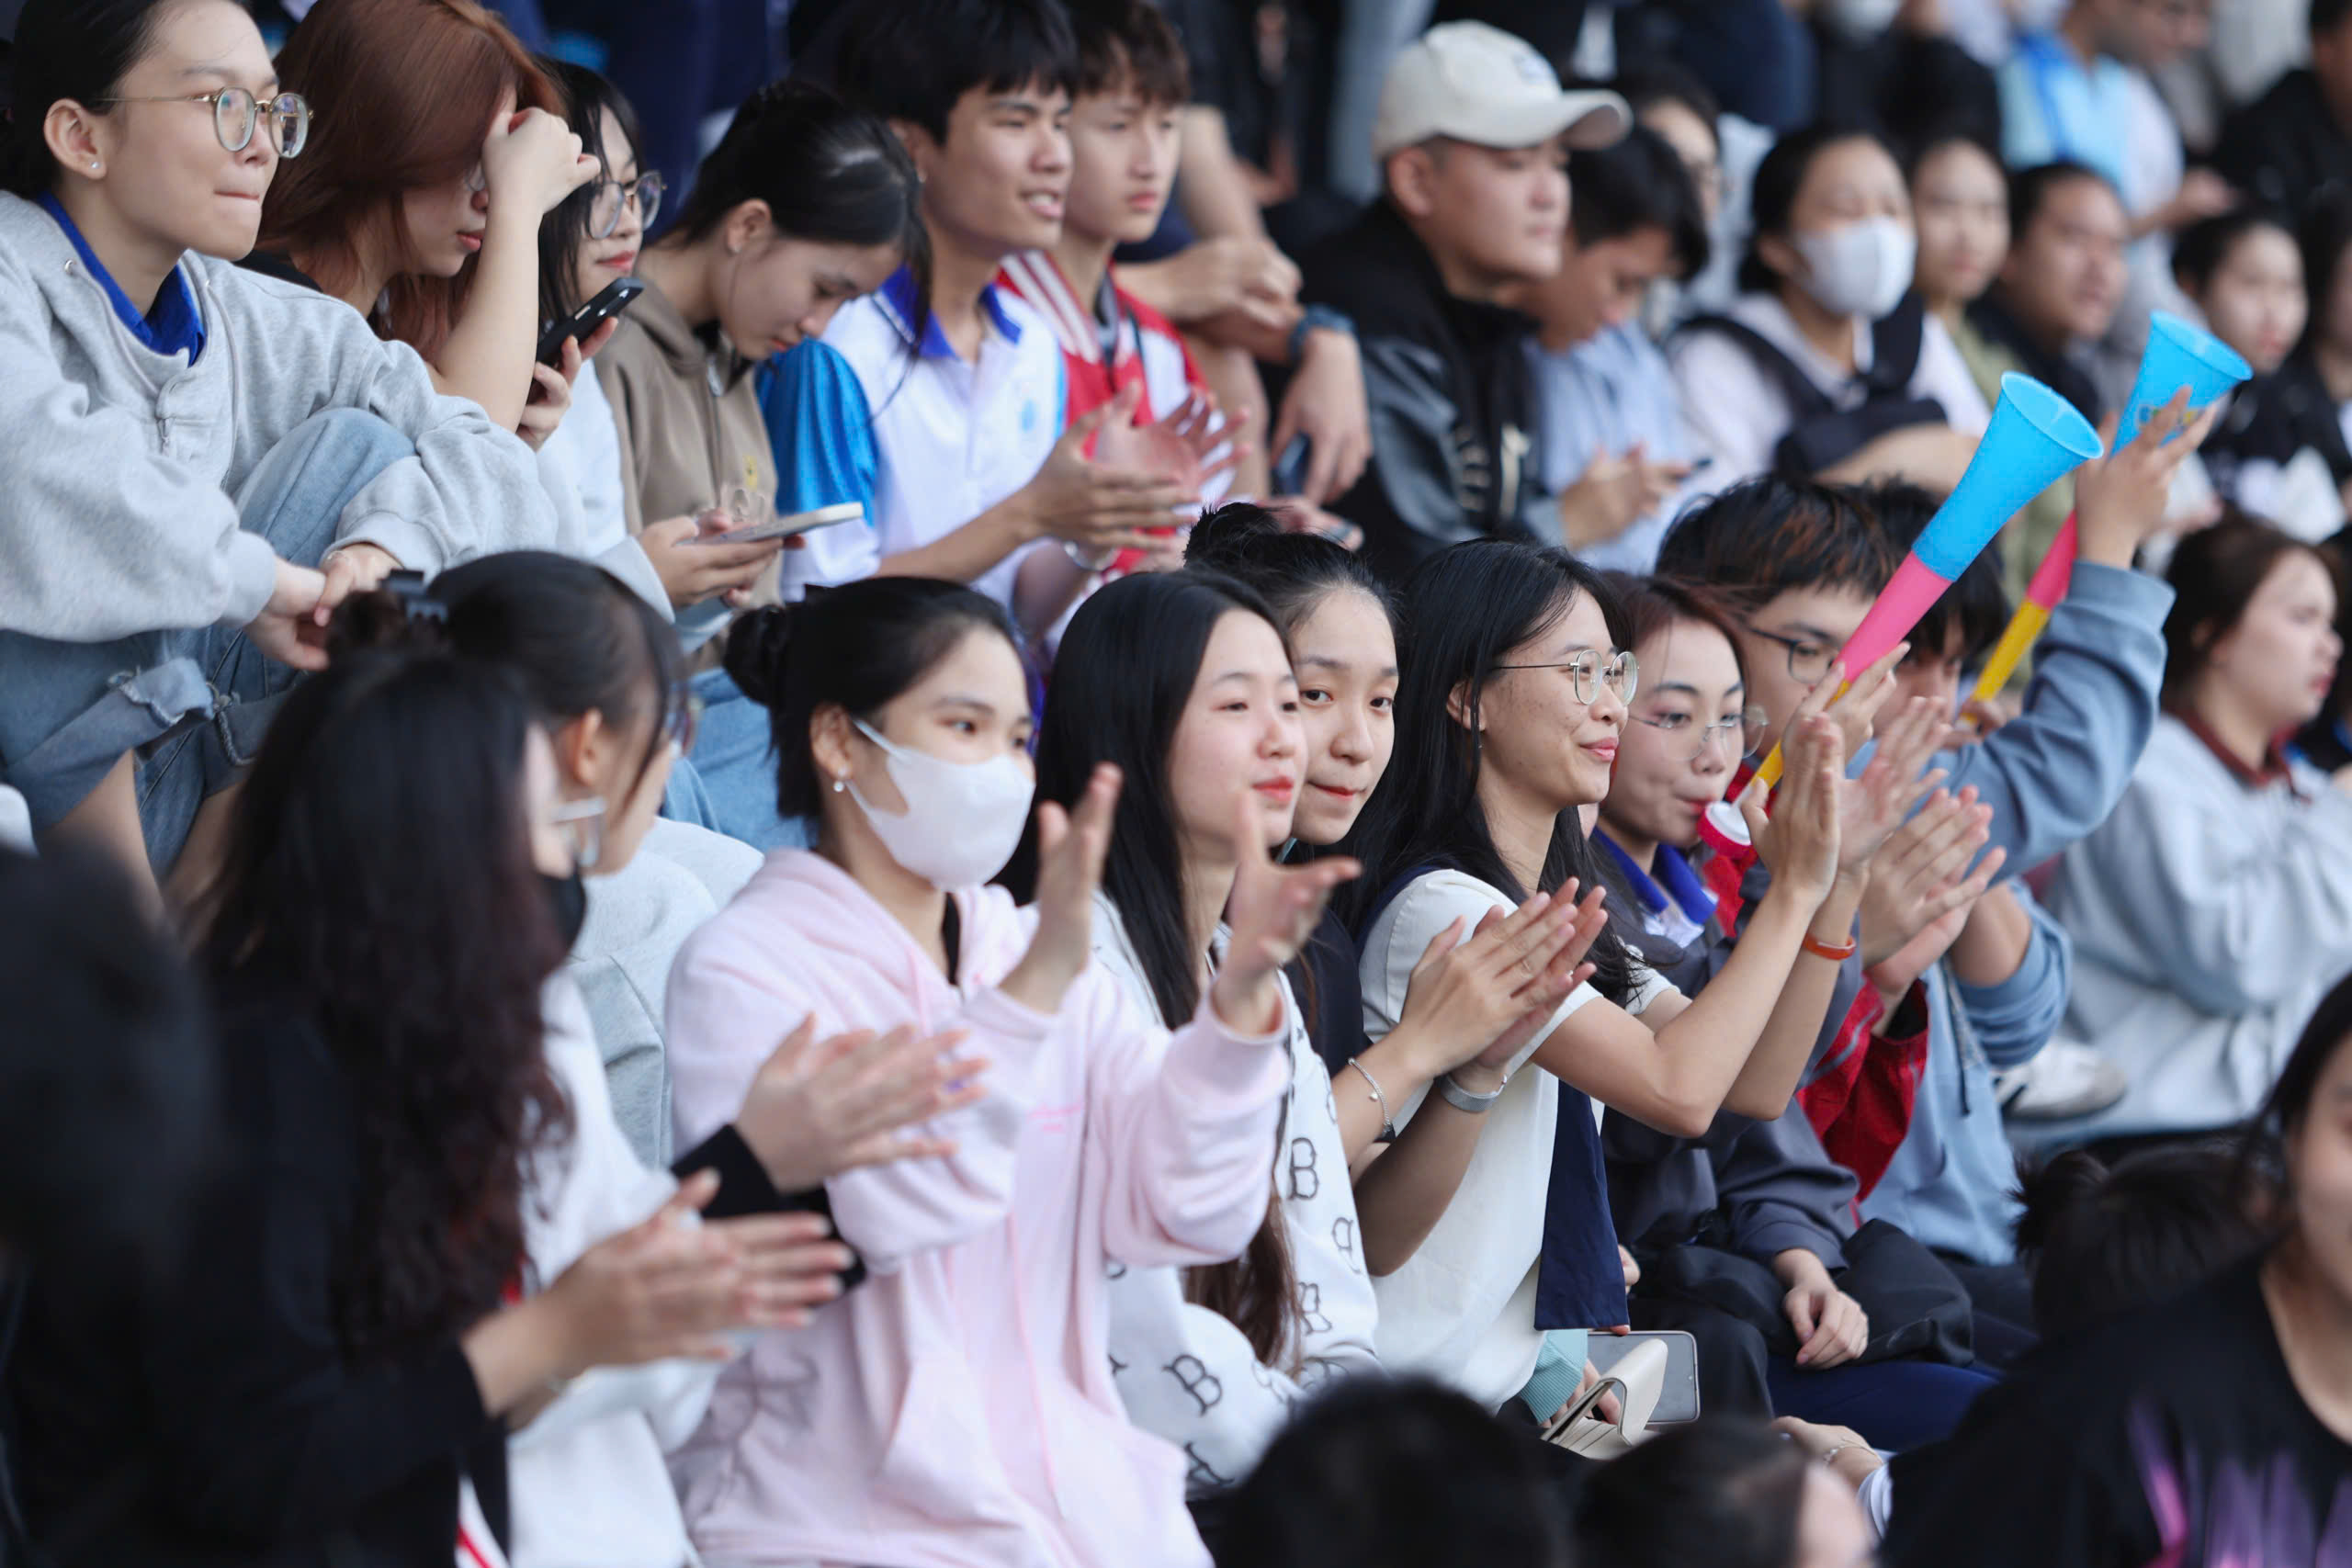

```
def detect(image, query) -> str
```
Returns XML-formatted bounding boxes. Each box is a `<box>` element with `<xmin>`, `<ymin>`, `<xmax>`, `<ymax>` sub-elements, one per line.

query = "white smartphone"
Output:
<box><xmin>695</xmin><ymin>501</ymin><xmax>865</xmax><ymax>544</ymax></box>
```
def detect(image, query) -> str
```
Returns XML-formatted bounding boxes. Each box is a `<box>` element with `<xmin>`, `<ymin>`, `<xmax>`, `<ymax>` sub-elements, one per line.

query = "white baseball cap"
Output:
<box><xmin>1373</xmin><ymin>21</ymin><xmax>1630</xmax><ymax>161</ymax></box>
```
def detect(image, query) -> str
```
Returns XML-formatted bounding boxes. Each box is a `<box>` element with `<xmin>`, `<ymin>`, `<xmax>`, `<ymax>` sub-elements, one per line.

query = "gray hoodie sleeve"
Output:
<box><xmin>0</xmin><ymin>246</ymin><xmax>279</xmax><ymax>637</ymax></box>
<box><xmin>1940</xmin><ymin>562</ymin><xmax>2174</xmax><ymax>873</ymax></box>
<box><xmin>225</xmin><ymin>268</ymin><xmax>560</xmax><ymax>579</ymax></box>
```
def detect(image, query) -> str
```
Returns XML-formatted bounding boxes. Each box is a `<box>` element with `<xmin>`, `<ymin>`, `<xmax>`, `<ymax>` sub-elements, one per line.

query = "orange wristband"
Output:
<box><xmin>1801</xmin><ymin>931</ymin><xmax>1859</xmax><ymax>962</ymax></box>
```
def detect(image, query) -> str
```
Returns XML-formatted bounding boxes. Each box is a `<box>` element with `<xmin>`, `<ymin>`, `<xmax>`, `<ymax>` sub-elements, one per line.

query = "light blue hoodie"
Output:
<box><xmin>1853</xmin><ymin>558</ymin><xmax>2173</xmax><ymax>1265</ymax></box>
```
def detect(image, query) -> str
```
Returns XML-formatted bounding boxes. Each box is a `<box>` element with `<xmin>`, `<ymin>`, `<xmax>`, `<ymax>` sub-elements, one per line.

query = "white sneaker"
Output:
<box><xmin>1996</xmin><ymin>1043</ymin><xmax>2129</xmax><ymax>1122</ymax></box>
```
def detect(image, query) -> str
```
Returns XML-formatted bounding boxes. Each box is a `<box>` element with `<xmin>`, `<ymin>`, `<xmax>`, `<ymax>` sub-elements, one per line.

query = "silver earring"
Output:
<box><xmin>89</xmin><ymin>161</ymin><xmax>100</xmax><ymax>172</ymax></box>
<box><xmin>831</xmin><ymin>777</ymin><xmax>847</xmax><ymax>793</ymax></box>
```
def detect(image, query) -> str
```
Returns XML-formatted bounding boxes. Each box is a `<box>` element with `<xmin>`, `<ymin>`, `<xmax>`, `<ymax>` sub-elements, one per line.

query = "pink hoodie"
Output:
<box><xmin>662</xmin><ymin>850</ymin><xmax>1291</xmax><ymax>1568</ymax></box>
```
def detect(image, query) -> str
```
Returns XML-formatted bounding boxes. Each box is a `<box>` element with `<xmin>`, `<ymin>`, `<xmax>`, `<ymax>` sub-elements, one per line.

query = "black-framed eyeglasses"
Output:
<box><xmin>1492</xmin><ymin>649</ymin><xmax>1640</xmax><ymax>705</ymax></box>
<box><xmin>96</xmin><ymin>88</ymin><xmax>310</xmax><ymax>157</ymax></box>
<box><xmin>1632</xmin><ymin>704</ymin><xmax>1768</xmax><ymax>760</ymax></box>
<box><xmin>589</xmin><ymin>172</ymin><xmax>664</xmax><ymax>239</ymax></box>
<box><xmin>1745</xmin><ymin>624</ymin><xmax>1838</xmax><ymax>686</ymax></box>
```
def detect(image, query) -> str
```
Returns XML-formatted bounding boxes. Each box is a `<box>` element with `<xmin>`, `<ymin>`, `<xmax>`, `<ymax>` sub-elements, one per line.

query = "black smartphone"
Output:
<box><xmin>537</xmin><ymin>276</ymin><xmax>646</xmax><ymax>366</ymax></box>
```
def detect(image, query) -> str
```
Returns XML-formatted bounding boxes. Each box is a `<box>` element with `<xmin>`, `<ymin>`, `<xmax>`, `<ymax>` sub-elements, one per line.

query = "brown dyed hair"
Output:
<box><xmin>259</xmin><ymin>0</ymin><xmax>559</xmax><ymax>361</ymax></box>
<box><xmin>1605</xmin><ymin>573</ymin><xmax>1753</xmax><ymax>696</ymax></box>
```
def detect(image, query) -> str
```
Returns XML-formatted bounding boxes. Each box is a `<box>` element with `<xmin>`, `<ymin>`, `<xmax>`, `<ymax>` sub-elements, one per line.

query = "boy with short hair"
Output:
<box><xmin>1300</xmin><ymin>21</ymin><xmax>1629</xmax><ymax>581</ymax></box>
<box><xmin>765</xmin><ymin>0</ymin><xmax>1198</xmax><ymax>637</ymax></box>
<box><xmin>1518</xmin><ymin>123</ymin><xmax>1711</xmax><ymax>572</ymax></box>
<box><xmin>1653</xmin><ymin>435</ymin><xmax>2197</xmax><ymax>1336</ymax></box>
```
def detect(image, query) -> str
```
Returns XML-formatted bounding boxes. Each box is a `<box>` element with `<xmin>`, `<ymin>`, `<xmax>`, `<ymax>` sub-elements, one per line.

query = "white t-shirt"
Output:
<box><xmin>1669</xmin><ymin>292</ymin><xmax>1993</xmax><ymax>490</ymax></box>
<box><xmin>1355</xmin><ymin>869</ymin><xmax>1668</xmax><ymax>1411</ymax></box>
<box><xmin>1090</xmin><ymin>895</ymin><xmax>1380</xmax><ymax>1492</ymax></box>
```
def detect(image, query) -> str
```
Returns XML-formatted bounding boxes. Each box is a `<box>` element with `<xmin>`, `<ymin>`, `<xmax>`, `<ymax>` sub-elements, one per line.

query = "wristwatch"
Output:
<box><xmin>1288</xmin><ymin>304</ymin><xmax>1354</xmax><ymax>365</ymax></box>
<box><xmin>1435</xmin><ymin>1071</ymin><xmax>1506</xmax><ymax>1114</ymax></box>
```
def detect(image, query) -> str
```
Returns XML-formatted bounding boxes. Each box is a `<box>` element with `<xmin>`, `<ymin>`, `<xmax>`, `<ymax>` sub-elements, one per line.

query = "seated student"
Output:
<box><xmin>1883</xmin><ymin>973</ymin><xmax>2352</xmax><ymax>1568</ymax></box>
<box><xmin>1517</xmin><ymin>125</ymin><xmax>1712</xmax><ymax>573</ymax></box>
<box><xmin>1669</xmin><ymin>126</ymin><xmax>1991</xmax><ymax>495</ymax></box>
<box><xmin>1576</xmin><ymin>1418</ymin><xmax>1877</xmax><ymax>1568</ymax></box>
<box><xmin>1593</xmin><ymin>574</ymin><xmax>2001</xmax><ymax>1451</ymax></box>
<box><xmin>2213</xmin><ymin>0</ymin><xmax>2352</xmax><ymax>221</ymax></box>
<box><xmin>255</xmin><ymin>0</ymin><xmax>600</xmax><ymax>440</ymax></box>
<box><xmin>0</xmin><ymin>0</ymin><xmax>559</xmax><ymax>899</ymax></box>
<box><xmin>768</xmin><ymin>0</ymin><xmax>1205</xmax><ymax>644</ymax></box>
<box><xmin>596</xmin><ymin>80</ymin><xmax>917</xmax><ymax>847</ymax></box>
<box><xmin>1964</xmin><ymin>163</ymin><xmax>2128</xmax><ymax>429</ymax></box>
<box><xmin>992</xmin><ymin>0</ymin><xmax>1241</xmax><ymax>594</ymax></box>
<box><xmin>2</xmin><ymin>636</ymin><xmax>797</xmax><ymax>1565</ymax></box>
<box><xmin>399</xmin><ymin>559</ymin><xmax>963</xmax><ymax>1568</ymax></box>
<box><xmin>1652</xmin><ymin>450</ymin><xmax>2202</xmax><ymax>1355</ymax></box>
<box><xmin>2297</xmin><ymin>536</ymin><xmax>2352</xmax><ymax>773</ymax></box>
<box><xmin>1298</xmin><ymin>21</ymin><xmax>1631</xmax><ymax>581</ymax></box>
<box><xmin>2194</xmin><ymin>199</ymin><xmax>2352</xmax><ymax>541</ymax></box>
<box><xmin>1911</xmin><ymin>133</ymin><xmax>2013</xmax><ymax>367</ymax></box>
<box><xmin>1184</xmin><ymin>505</ymin><xmax>1607</xmax><ymax>1283</ymax></box>
<box><xmin>2045</xmin><ymin>517</ymin><xmax>2352</xmax><ymax>1146</ymax></box>
<box><xmin>529</xmin><ymin>61</ymin><xmax>673</xmax><ymax>616</ymax></box>
<box><xmin>1343</xmin><ymin>541</ymin><xmax>1862</xmax><ymax>1428</ymax></box>
<box><xmin>1614</xmin><ymin>64</ymin><xmax>1740</xmax><ymax>326</ymax></box>
<box><xmin>662</xmin><ymin>578</ymin><xmax>1348</xmax><ymax>1568</ymax></box>
<box><xmin>1214</xmin><ymin>1378</ymin><xmax>1577</xmax><ymax>1568</ymax></box>
<box><xmin>1013</xmin><ymin>572</ymin><xmax>1377</xmax><ymax>1517</ymax></box>
<box><xmin>1819</xmin><ymin>1136</ymin><xmax>2272</xmax><ymax>1540</ymax></box>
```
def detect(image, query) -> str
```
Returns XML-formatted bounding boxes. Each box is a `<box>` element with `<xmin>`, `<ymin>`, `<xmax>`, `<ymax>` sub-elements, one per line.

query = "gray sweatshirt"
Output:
<box><xmin>0</xmin><ymin>192</ymin><xmax>558</xmax><ymax>639</ymax></box>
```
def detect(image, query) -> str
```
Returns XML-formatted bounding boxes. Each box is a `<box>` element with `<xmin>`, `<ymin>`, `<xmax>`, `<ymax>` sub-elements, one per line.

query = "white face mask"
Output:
<box><xmin>848</xmin><ymin>717</ymin><xmax>1035</xmax><ymax>890</ymax></box>
<box><xmin>1792</xmin><ymin>216</ymin><xmax>1917</xmax><ymax>321</ymax></box>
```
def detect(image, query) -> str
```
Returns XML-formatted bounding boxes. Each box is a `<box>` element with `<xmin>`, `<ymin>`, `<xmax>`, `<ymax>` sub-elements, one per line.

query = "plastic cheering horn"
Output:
<box><xmin>1752</xmin><ymin>373</ymin><xmax>2103</xmax><ymax>787</ymax></box>
<box><xmin>1968</xmin><ymin>312</ymin><xmax>2252</xmax><ymax>705</ymax></box>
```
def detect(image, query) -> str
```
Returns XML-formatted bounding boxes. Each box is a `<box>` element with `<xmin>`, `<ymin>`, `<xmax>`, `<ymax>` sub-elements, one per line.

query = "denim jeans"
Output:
<box><xmin>0</xmin><ymin>409</ymin><xmax>413</xmax><ymax>870</ymax></box>
<box><xmin>671</xmin><ymin>664</ymin><xmax>811</xmax><ymax>852</ymax></box>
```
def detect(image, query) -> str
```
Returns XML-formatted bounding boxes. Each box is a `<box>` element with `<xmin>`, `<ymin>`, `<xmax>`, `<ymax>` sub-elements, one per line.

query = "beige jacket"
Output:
<box><xmin>594</xmin><ymin>279</ymin><xmax>781</xmax><ymax>643</ymax></box>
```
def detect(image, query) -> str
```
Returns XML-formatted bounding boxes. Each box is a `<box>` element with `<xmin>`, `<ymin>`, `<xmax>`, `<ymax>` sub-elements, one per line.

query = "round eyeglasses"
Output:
<box><xmin>1492</xmin><ymin>649</ymin><xmax>1641</xmax><ymax>706</ymax></box>
<box><xmin>97</xmin><ymin>88</ymin><xmax>310</xmax><ymax>158</ymax></box>
<box><xmin>1631</xmin><ymin>704</ymin><xmax>1769</xmax><ymax>761</ymax></box>
<box><xmin>588</xmin><ymin>172</ymin><xmax>665</xmax><ymax>239</ymax></box>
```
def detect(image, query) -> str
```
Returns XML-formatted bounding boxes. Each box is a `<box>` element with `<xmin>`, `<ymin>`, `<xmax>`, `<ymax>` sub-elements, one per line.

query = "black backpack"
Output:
<box><xmin>1681</xmin><ymin>294</ymin><xmax>1949</xmax><ymax>477</ymax></box>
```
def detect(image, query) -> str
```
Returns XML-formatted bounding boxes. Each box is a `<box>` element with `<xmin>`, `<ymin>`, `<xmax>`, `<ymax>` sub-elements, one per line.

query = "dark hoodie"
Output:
<box><xmin>1301</xmin><ymin>199</ymin><xmax>1545</xmax><ymax>583</ymax></box>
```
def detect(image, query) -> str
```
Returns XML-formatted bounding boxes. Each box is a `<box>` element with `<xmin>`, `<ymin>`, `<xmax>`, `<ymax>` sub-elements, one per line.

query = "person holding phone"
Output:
<box><xmin>252</xmin><ymin>0</ymin><xmax>602</xmax><ymax>457</ymax></box>
<box><xmin>0</xmin><ymin>0</ymin><xmax>560</xmax><ymax>904</ymax></box>
<box><xmin>594</xmin><ymin>78</ymin><xmax>922</xmax><ymax>849</ymax></box>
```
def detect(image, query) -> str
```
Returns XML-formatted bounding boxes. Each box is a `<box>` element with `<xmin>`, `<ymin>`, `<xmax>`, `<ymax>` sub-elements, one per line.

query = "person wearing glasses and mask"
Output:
<box><xmin>0</xmin><ymin>0</ymin><xmax>561</xmax><ymax>908</ymax></box>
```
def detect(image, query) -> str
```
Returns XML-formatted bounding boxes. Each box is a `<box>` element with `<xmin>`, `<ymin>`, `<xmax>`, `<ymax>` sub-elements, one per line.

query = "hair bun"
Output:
<box><xmin>2012</xmin><ymin>1148</ymin><xmax>2109</xmax><ymax>1257</ymax></box>
<box><xmin>721</xmin><ymin>604</ymin><xmax>796</xmax><ymax>706</ymax></box>
<box><xmin>325</xmin><ymin>580</ymin><xmax>455</xmax><ymax>661</ymax></box>
<box><xmin>1183</xmin><ymin>502</ymin><xmax>1290</xmax><ymax>572</ymax></box>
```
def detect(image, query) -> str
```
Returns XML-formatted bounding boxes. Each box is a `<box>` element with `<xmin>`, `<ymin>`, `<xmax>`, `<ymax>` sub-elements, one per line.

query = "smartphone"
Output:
<box><xmin>693</xmin><ymin>501</ymin><xmax>866</xmax><ymax>545</ymax></box>
<box><xmin>1585</xmin><ymin>1330</ymin><xmax>1702</xmax><ymax>1425</ymax></box>
<box><xmin>537</xmin><ymin>276</ymin><xmax>646</xmax><ymax>366</ymax></box>
<box><xmin>1273</xmin><ymin>434</ymin><xmax>1312</xmax><ymax>496</ymax></box>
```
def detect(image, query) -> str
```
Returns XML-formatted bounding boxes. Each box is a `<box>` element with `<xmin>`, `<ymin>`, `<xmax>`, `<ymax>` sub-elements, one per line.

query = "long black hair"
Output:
<box><xmin>198</xmin><ymin>608</ymin><xmax>569</xmax><ymax>1358</ymax></box>
<box><xmin>538</xmin><ymin>60</ymin><xmax>650</xmax><ymax>322</ymax></box>
<box><xmin>1344</xmin><ymin>540</ymin><xmax>1638</xmax><ymax>1003</ymax></box>
<box><xmin>723</xmin><ymin>577</ymin><xmax>1018</xmax><ymax>823</ymax></box>
<box><xmin>2</xmin><ymin>0</ymin><xmax>182</xmax><ymax>196</ymax></box>
<box><xmin>429</xmin><ymin>551</ymin><xmax>684</xmax><ymax>799</ymax></box>
<box><xmin>1011</xmin><ymin>569</ymin><xmax>1302</xmax><ymax>1370</ymax></box>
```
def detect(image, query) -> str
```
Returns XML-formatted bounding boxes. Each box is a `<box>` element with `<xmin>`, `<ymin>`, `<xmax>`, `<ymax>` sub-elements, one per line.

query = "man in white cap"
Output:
<box><xmin>1301</xmin><ymin>20</ymin><xmax>1626</xmax><ymax>581</ymax></box>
